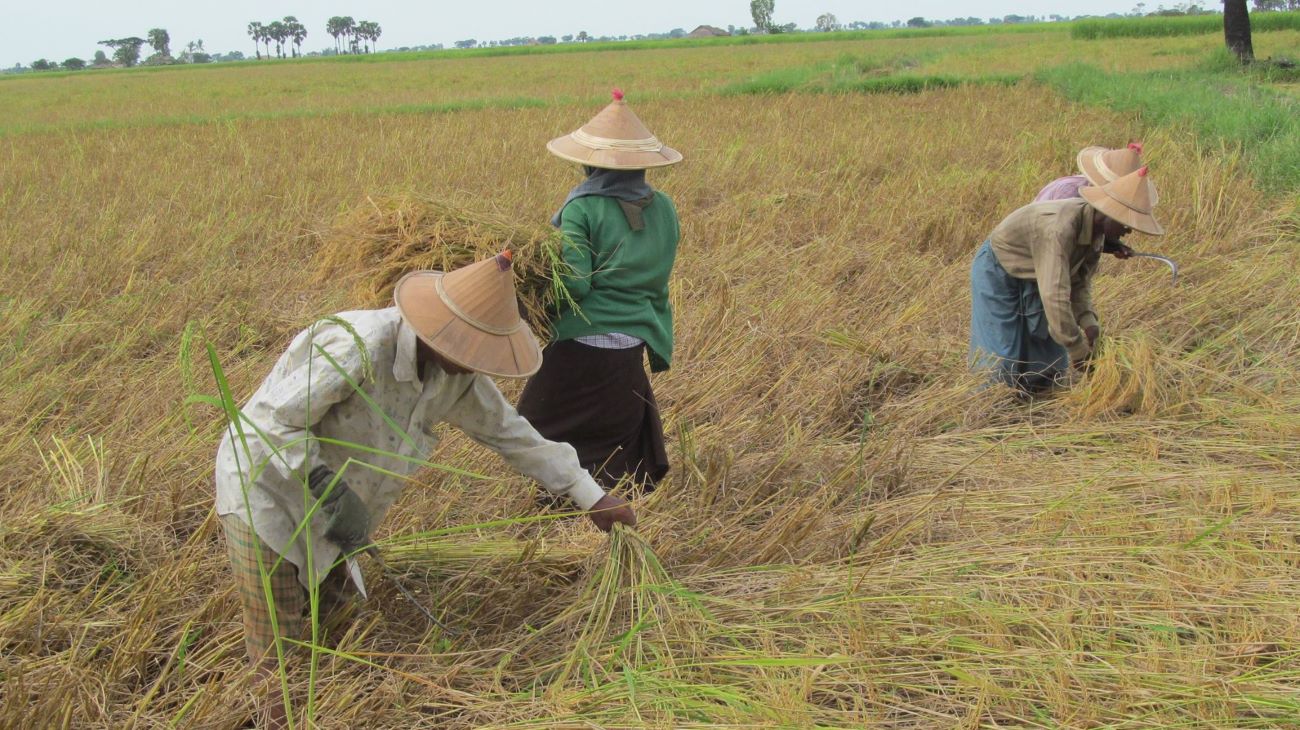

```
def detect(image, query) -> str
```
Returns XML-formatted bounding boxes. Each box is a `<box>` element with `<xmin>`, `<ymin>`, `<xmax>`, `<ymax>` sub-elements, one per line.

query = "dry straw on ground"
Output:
<box><xmin>0</xmin><ymin>56</ymin><xmax>1298</xmax><ymax>728</ymax></box>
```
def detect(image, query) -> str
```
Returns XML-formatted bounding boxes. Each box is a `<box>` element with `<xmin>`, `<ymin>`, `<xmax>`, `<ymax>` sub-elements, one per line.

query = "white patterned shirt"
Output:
<box><xmin>215</xmin><ymin>307</ymin><xmax>605</xmax><ymax>589</ymax></box>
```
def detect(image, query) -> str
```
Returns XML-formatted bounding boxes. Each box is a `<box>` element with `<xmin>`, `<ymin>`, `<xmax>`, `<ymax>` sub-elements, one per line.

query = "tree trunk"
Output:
<box><xmin>1223</xmin><ymin>0</ymin><xmax>1254</xmax><ymax>63</ymax></box>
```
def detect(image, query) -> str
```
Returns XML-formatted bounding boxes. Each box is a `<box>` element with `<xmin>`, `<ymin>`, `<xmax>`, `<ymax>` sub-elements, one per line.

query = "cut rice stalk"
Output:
<box><xmin>312</xmin><ymin>194</ymin><xmax>579</xmax><ymax>335</ymax></box>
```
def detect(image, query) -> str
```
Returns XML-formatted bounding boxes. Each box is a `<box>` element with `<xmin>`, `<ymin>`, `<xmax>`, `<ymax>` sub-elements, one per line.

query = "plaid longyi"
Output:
<box><xmin>222</xmin><ymin>514</ymin><xmax>307</xmax><ymax>660</ymax></box>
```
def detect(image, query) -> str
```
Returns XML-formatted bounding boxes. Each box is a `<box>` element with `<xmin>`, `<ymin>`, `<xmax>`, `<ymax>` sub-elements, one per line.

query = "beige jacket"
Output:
<box><xmin>990</xmin><ymin>198</ymin><xmax>1104</xmax><ymax>361</ymax></box>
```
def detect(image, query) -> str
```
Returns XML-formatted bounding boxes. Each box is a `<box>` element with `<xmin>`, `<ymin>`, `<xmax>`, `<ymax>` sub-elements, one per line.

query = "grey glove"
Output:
<box><xmin>307</xmin><ymin>465</ymin><xmax>371</xmax><ymax>555</ymax></box>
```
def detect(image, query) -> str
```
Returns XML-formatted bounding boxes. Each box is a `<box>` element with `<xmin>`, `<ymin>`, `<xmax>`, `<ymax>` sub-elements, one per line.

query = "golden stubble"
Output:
<box><xmin>0</xmin><ymin>64</ymin><xmax>1297</xmax><ymax>728</ymax></box>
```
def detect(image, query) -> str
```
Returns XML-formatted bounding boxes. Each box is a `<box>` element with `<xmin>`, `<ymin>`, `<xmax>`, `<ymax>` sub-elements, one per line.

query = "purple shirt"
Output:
<box><xmin>1034</xmin><ymin>175</ymin><xmax>1090</xmax><ymax>202</ymax></box>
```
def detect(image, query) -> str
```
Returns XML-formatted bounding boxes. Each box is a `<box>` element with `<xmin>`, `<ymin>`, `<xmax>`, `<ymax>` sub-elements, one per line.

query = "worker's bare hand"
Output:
<box><xmin>587</xmin><ymin>494</ymin><xmax>636</xmax><ymax>533</ymax></box>
<box><xmin>1103</xmin><ymin>238</ymin><xmax>1134</xmax><ymax>259</ymax></box>
<box><xmin>1084</xmin><ymin>325</ymin><xmax>1100</xmax><ymax>348</ymax></box>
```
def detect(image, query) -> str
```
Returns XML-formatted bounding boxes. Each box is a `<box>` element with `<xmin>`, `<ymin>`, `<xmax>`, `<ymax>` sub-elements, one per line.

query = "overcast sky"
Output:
<box><xmin>6</xmin><ymin>0</ymin><xmax>1146</xmax><ymax>66</ymax></box>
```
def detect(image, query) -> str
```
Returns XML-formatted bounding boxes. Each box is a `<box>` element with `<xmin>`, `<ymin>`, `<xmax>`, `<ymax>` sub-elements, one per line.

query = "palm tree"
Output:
<box><xmin>282</xmin><ymin>17</ymin><xmax>296</xmax><ymax>55</ymax></box>
<box><xmin>266</xmin><ymin>21</ymin><xmax>287</xmax><ymax>58</ymax></box>
<box><xmin>326</xmin><ymin>17</ymin><xmax>346</xmax><ymax>54</ymax></box>
<box><xmin>146</xmin><ymin>28</ymin><xmax>171</xmax><ymax>58</ymax></box>
<box><xmin>357</xmin><ymin>21</ymin><xmax>382</xmax><ymax>53</ymax></box>
<box><xmin>340</xmin><ymin>16</ymin><xmax>357</xmax><ymax>53</ymax></box>
<box><xmin>247</xmin><ymin>22</ymin><xmax>264</xmax><ymax>59</ymax></box>
<box><xmin>283</xmin><ymin>16</ymin><xmax>307</xmax><ymax>57</ymax></box>
<box><xmin>356</xmin><ymin>21</ymin><xmax>370</xmax><ymax>53</ymax></box>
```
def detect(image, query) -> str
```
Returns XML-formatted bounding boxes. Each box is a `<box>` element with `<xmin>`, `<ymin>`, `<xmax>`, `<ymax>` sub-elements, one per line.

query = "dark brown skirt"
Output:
<box><xmin>517</xmin><ymin>340</ymin><xmax>669</xmax><ymax>493</ymax></box>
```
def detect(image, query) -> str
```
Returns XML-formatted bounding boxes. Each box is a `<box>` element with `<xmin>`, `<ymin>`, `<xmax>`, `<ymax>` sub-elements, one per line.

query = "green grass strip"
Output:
<box><xmin>719</xmin><ymin>51</ymin><xmax>1024</xmax><ymax>96</ymax></box>
<box><xmin>1072</xmin><ymin>11</ymin><xmax>1300</xmax><ymax>40</ymax></box>
<box><xmin>1071</xmin><ymin>10</ymin><xmax>1300</xmax><ymax>39</ymax></box>
<box><xmin>1038</xmin><ymin>59</ymin><xmax>1300</xmax><ymax>193</ymax></box>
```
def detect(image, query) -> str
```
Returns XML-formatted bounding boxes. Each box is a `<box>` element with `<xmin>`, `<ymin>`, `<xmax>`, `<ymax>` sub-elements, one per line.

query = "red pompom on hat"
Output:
<box><xmin>611</xmin><ymin>88</ymin><xmax>624</xmax><ymax>101</ymax></box>
<box><xmin>1077</xmin><ymin>144</ymin><xmax>1153</xmax><ymax>202</ymax></box>
<box><xmin>496</xmin><ymin>249</ymin><xmax>513</xmax><ymax>271</ymax></box>
<box><xmin>1080</xmin><ymin>164</ymin><xmax>1163</xmax><ymax>236</ymax></box>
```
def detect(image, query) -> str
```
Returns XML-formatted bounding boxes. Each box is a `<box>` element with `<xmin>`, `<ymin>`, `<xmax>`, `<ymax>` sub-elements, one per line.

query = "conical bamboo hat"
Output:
<box><xmin>1080</xmin><ymin>166</ymin><xmax>1165</xmax><ymax>236</ymax></box>
<box><xmin>1077</xmin><ymin>142</ymin><xmax>1158</xmax><ymax>204</ymax></box>
<box><xmin>393</xmin><ymin>251</ymin><xmax>542</xmax><ymax>378</ymax></box>
<box><xmin>547</xmin><ymin>89</ymin><xmax>682</xmax><ymax>170</ymax></box>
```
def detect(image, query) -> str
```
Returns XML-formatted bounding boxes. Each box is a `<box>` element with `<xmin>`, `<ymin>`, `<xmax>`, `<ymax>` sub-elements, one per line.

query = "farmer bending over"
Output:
<box><xmin>970</xmin><ymin>166</ymin><xmax>1164</xmax><ymax>394</ymax></box>
<box><xmin>214</xmin><ymin>252</ymin><xmax>635</xmax><ymax>722</ymax></box>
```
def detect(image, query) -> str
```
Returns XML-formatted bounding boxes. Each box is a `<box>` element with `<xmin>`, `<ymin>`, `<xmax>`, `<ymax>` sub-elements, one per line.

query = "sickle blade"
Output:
<box><xmin>367</xmin><ymin>547</ymin><xmax>460</xmax><ymax>637</ymax></box>
<box><xmin>1131</xmin><ymin>252</ymin><xmax>1179</xmax><ymax>286</ymax></box>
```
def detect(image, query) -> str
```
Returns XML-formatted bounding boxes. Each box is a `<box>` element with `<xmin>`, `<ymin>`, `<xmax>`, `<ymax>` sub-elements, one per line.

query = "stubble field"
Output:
<box><xmin>1</xmin><ymin>22</ymin><xmax>1298</xmax><ymax>729</ymax></box>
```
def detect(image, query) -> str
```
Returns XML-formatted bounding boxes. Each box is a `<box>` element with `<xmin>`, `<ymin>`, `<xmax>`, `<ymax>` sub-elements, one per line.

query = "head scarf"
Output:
<box><xmin>551</xmin><ymin>167</ymin><xmax>655</xmax><ymax>231</ymax></box>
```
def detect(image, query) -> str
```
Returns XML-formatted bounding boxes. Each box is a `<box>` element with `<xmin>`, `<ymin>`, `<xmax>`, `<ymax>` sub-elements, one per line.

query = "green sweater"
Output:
<box><xmin>552</xmin><ymin>192</ymin><xmax>679</xmax><ymax>372</ymax></box>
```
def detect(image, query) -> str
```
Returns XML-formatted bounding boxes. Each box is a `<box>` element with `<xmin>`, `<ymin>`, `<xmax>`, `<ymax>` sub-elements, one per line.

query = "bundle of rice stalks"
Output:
<box><xmin>0</xmin><ymin>501</ymin><xmax>155</xmax><ymax>654</ymax></box>
<box><xmin>313</xmin><ymin>194</ymin><xmax>576</xmax><ymax>334</ymax></box>
<box><xmin>498</xmin><ymin>528</ymin><xmax>719</xmax><ymax>694</ymax></box>
<box><xmin>0</xmin><ymin>503</ymin><xmax>147</xmax><ymax>591</ymax></box>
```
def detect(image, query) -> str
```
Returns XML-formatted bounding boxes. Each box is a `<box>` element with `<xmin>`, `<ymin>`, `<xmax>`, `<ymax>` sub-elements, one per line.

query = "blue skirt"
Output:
<box><xmin>969</xmin><ymin>240</ymin><xmax>1068</xmax><ymax>393</ymax></box>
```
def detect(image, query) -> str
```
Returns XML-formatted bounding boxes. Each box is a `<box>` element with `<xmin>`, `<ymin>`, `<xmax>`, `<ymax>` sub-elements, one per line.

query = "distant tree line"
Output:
<box><xmin>24</xmin><ymin>14</ymin><xmax>386</xmax><ymax>72</ymax></box>
<box><xmin>451</xmin><ymin>28</ymin><xmax>697</xmax><ymax>50</ymax></box>
<box><xmin>26</xmin><ymin>26</ymin><xmax>244</xmax><ymax>73</ymax></box>
<box><xmin>742</xmin><ymin>0</ymin><xmax>1088</xmax><ymax>35</ymax></box>
<box><xmin>443</xmin><ymin>7</ymin><xmax>1234</xmax><ymax>52</ymax></box>
<box><xmin>13</xmin><ymin>1</ymin><xmax>1295</xmax><ymax>74</ymax></box>
<box><xmin>740</xmin><ymin>0</ymin><xmax>1296</xmax><ymax>35</ymax></box>
<box><xmin>18</xmin><ymin>13</ymin><xmax>385</xmax><ymax>73</ymax></box>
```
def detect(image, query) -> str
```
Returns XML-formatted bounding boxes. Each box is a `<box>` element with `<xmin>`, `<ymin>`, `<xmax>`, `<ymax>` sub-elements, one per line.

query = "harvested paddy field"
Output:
<box><xmin>1</xmin><ymin>20</ymin><xmax>1298</xmax><ymax>728</ymax></box>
